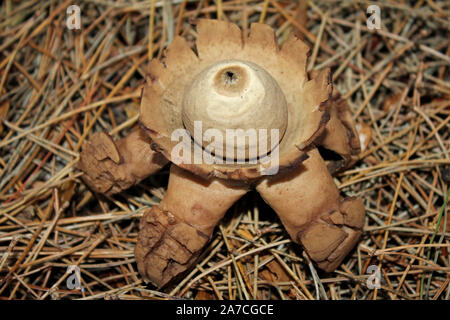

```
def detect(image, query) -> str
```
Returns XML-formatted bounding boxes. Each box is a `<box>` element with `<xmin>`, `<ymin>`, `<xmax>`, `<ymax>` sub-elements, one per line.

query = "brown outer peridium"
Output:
<box><xmin>78</xmin><ymin>128</ymin><xmax>167</xmax><ymax>195</ymax></box>
<box><xmin>316</xmin><ymin>93</ymin><xmax>361</xmax><ymax>174</ymax></box>
<box><xmin>78</xmin><ymin>19</ymin><xmax>365</xmax><ymax>287</ymax></box>
<box><xmin>256</xmin><ymin>148</ymin><xmax>365</xmax><ymax>271</ymax></box>
<box><xmin>135</xmin><ymin>165</ymin><xmax>247</xmax><ymax>287</ymax></box>
<box><xmin>139</xmin><ymin>19</ymin><xmax>332</xmax><ymax>181</ymax></box>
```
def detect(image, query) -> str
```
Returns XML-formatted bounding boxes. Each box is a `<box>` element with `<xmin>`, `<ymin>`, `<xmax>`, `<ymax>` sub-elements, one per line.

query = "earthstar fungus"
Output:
<box><xmin>78</xmin><ymin>19</ymin><xmax>365</xmax><ymax>288</ymax></box>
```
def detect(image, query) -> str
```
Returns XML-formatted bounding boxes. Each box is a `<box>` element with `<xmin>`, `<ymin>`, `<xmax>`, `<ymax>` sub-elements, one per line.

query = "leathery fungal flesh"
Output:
<box><xmin>78</xmin><ymin>19</ymin><xmax>365</xmax><ymax>288</ymax></box>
